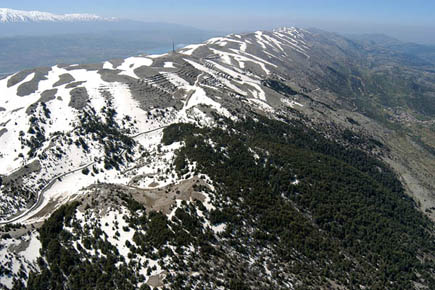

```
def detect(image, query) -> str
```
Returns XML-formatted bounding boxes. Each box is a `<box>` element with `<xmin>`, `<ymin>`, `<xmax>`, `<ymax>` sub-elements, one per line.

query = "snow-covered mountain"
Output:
<box><xmin>0</xmin><ymin>8</ymin><xmax>115</xmax><ymax>23</ymax></box>
<box><xmin>0</xmin><ymin>28</ymin><xmax>309</xmax><ymax>223</ymax></box>
<box><xmin>0</xmin><ymin>27</ymin><xmax>434</xmax><ymax>289</ymax></box>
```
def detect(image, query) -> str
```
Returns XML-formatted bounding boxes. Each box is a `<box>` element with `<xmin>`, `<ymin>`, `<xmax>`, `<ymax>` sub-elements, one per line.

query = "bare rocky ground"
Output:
<box><xmin>385</xmin><ymin>132</ymin><xmax>435</xmax><ymax>221</ymax></box>
<box><xmin>74</xmin><ymin>176</ymin><xmax>211</xmax><ymax>217</ymax></box>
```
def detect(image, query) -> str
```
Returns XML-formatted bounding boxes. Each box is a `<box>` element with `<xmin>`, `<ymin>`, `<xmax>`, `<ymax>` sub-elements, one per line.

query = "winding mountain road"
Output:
<box><xmin>0</xmin><ymin>126</ymin><xmax>168</xmax><ymax>225</ymax></box>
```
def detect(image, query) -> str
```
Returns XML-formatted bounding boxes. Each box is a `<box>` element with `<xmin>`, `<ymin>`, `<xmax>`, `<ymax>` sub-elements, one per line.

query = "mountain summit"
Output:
<box><xmin>0</xmin><ymin>8</ymin><xmax>116</xmax><ymax>23</ymax></box>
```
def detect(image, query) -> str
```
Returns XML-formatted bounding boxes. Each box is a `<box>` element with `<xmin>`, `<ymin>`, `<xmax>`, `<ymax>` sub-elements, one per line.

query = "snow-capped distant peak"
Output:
<box><xmin>273</xmin><ymin>27</ymin><xmax>297</xmax><ymax>33</ymax></box>
<box><xmin>273</xmin><ymin>27</ymin><xmax>311</xmax><ymax>36</ymax></box>
<box><xmin>0</xmin><ymin>8</ymin><xmax>116</xmax><ymax>23</ymax></box>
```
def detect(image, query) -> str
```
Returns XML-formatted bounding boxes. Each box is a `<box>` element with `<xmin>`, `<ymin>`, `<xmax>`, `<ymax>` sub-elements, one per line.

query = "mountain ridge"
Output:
<box><xmin>0</xmin><ymin>8</ymin><xmax>116</xmax><ymax>23</ymax></box>
<box><xmin>0</xmin><ymin>25</ymin><xmax>434</xmax><ymax>221</ymax></box>
<box><xmin>0</xmin><ymin>26</ymin><xmax>434</xmax><ymax>289</ymax></box>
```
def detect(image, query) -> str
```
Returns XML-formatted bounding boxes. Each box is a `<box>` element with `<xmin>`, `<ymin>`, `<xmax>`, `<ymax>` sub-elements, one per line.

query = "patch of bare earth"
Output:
<box><xmin>73</xmin><ymin>176</ymin><xmax>211</xmax><ymax>217</ymax></box>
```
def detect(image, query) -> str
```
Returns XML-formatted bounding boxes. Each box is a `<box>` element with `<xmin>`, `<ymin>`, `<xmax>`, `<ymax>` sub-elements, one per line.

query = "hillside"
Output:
<box><xmin>0</xmin><ymin>27</ymin><xmax>434</xmax><ymax>289</ymax></box>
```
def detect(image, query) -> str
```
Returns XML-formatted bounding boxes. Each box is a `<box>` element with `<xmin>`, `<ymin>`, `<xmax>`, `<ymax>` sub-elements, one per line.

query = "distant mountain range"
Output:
<box><xmin>0</xmin><ymin>8</ymin><xmax>116</xmax><ymax>23</ymax></box>
<box><xmin>0</xmin><ymin>8</ymin><xmax>218</xmax><ymax>38</ymax></box>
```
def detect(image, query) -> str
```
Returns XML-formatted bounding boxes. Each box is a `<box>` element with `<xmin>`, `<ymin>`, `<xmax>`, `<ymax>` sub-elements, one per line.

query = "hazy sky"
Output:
<box><xmin>3</xmin><ymin>0</ymin><xmax>435</xmax><ymax>43</ymax></box>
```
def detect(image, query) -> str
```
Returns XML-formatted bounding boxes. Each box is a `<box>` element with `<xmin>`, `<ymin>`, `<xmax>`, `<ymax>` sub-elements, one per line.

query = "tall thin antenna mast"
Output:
<box><xmin>172</xmin><ymin>40</ymin><xmax>175</xmax><ymax>53</ymax></box>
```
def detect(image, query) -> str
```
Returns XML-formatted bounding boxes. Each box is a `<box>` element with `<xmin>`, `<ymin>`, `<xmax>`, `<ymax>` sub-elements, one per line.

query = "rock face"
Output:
<box><xmin>0</xmin><ymin>27</ymin><xmax>434</xmax><ymax>289</ymax></box>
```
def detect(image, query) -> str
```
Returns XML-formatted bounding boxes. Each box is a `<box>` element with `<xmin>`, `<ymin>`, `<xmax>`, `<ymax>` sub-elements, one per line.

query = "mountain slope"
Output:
<box><xmin>0</xmin><ymin>27</ymin><xmax>434</xmax><ymax>289</ymax></box>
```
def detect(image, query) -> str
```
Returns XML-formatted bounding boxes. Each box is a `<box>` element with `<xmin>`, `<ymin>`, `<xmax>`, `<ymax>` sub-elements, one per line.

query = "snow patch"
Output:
<box><xmin>163</xmin><ymin>62</ymin><xmax>175</xmax><ymax>68</ymax></box>
<box><xmin>180</xmin><ymin>44</ymin><xmax>205</xmax><ymax>55</ymax></box>
<box><xmin>118</xmin><ymin>57</ymin><xmax>153</xmax><ymax>79</ymax></box>
<box><xmin>281</xmin><ymin>98</ymin><xmax>303</xmax><ymax>108</ymax></box>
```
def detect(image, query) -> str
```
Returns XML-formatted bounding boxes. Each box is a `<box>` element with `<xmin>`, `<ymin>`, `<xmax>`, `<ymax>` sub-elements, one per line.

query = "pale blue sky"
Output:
<box><xmin>3</xmin><ymin>0</ymin><xmax>435</xmax><ymax>43</ymax></box>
